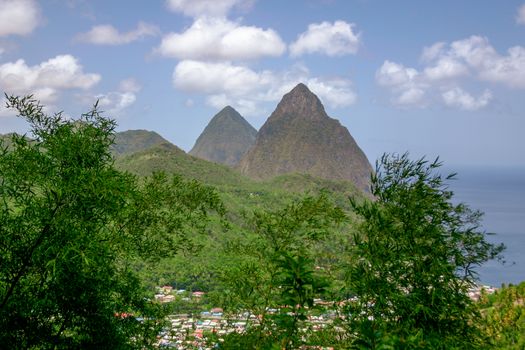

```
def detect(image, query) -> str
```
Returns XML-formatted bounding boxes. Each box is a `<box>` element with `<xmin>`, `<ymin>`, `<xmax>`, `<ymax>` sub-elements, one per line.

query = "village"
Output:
<box><xmin>152</xmin><ymin>284</ymin><xmax>497</xmax><ymax>349</ymax></box>
<box><xmin>153</xmin><ymin>285</ymin><xmax>339</xmax><ymax>349</ymax></box>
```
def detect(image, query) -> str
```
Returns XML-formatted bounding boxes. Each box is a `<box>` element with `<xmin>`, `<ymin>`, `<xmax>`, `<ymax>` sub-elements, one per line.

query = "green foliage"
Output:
<box><xmin>126</xmin><ymin>172</ymin><xmax>225</xmax><ymax>259</ymax></box>
<box><xmin>345</xmin><ymin>153</ymin><xmax>505</xmax><ymax>349</ymax></box>
<box><xmin>115</xmin><ymin>142</ymin><xmax>249</xmax><ymax>188</ymax></box>
<box><xmin>217</xmin><ymin>194</ymin><xmax>346</xmax><ymax>349</ymax></box>
<box><xmin>0</xmin><ymin>95</ymin><xmax>222</xmax><ymax>349</ymax></box>
<box><xmin>479</xmin><ymin>282</ymin><xmax>525</xmax><ymax>349</ymax></box>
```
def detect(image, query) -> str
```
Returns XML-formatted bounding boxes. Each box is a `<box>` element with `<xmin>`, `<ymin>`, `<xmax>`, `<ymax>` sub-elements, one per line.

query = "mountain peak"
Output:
<box><xmin>238</xmin><ymin>84</ymin><xmax>372</xmax><ymax>190</ymax></box>
<box><xmin>213</xmin><ymin>105</ymin><xmax>244</xmax><ymax>123</ymax></box>
<box><xmin>273</xmin><ymin>83</ymin><xmax>327</xmax><ymax>121</ymax></box>
<box><xmin>189</xmin><ymin>106</ymin><xmax>257</xmax><ymax>166</ymax></box>
<box><xmin>289</xmin><ymin>82</ymin><xmax>311</xmax><ymax>94</ymax></box>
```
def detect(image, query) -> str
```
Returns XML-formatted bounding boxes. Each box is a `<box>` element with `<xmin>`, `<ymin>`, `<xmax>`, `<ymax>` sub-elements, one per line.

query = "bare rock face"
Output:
<box><xmin>190</xmin><ymin>106</ymin><xmax>257</xmax><ymax>167</ymax></box>
<box><xmin>238</xmin><ymin>83</ymin><xmax>372</xmax><ymax>191</ymax></box>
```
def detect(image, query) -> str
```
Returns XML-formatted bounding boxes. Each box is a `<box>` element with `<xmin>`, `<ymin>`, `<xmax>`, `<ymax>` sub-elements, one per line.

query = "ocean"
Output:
<box><xmin>446</xmin><ymin>166</ymin><xmax>525</xmax><ymax>287</ymax></box>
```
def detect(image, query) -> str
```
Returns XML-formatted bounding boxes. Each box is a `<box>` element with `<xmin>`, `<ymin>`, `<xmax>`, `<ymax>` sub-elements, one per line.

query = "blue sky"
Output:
<box><xmin>1</xmin><ymin>0</ymin><xmax>524</xmax><ymax>168</ymax></box>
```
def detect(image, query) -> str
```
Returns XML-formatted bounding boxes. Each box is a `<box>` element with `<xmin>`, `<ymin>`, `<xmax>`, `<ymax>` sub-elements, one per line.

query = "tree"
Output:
<box><xmin>218</xmin><ymin>194</ymin><xmax>346</xmax><ymax>349</ymax></box>
<box><xmin>479</xmin><ymin>282</ymin><xmax>525</xmax><ymax>349</ymax></box>
<box><xmin>0</xmin><ymin>95</ymin><xmax>223</xmax><ymax>348</ymax></box>
<box><xmin>346</xmin><ymin>153</ymin><xmax>504</xmax><ymax>349</ymax></box>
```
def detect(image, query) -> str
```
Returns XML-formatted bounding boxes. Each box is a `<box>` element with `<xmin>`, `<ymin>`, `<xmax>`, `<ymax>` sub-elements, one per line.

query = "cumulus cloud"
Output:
<box><xmin>376</xmin><ymin>61</ymin><xmax>427</xmax><ymax>107</ymax></box>
<box><xmin>428</xmin><ymin>36</ymin><xmax>525</xmax><ymax>88</ymax></box>
<box><xmin>442</xmin><ymin>87</ymin><xmax>492</xmax><ymax>111</ymax></box>
<box><xmin>376</xmin><ymin>61</ymin><xmax>419</xmax><ymax>87</ymax></box>
<box><xmin>156</xmin><ymin>17</ymin><xmax>285</xmax><ymax>61</ymax></box>
<box><xmin>475</xmin><ymin>45</ymin><xmax>525</xmax><ymax>88</ymax></box>
<box><xmin>307</xmin><ymin>78</ymin><xmax>357</xmax><ymax>107</ymax></box>
<box><xmin>173</xmin><ymin>60</ymin><xmax>356</xmax><ymax>116</ymax></box>
<box><xmin>0</xmin><ymin>55</ymin><xmax>100</xmax><ymax>107</ymax></box>
<box><xmin>517</xmin><ymin>4</ymin><xmax>525</xmax><ymax>25</ymax></box>
<box><xmin>94</xmin><ymin>78</ymin><xmax>141</xmax><ymax>116</ymax></box>
<box><xmin>96</xmin><ymin>92</ymin><xmax>136</xmax><ymax>115</ymax></box>
<box><xmin>290</xmin><ymin>21</ymin><xmax>360</xmax><ymax>57</ymax></box>
<box><xmin>0</xmin><ymin>0</ymin><xmax>40</xmax><ymax>37</ymax></box>
<box><xmin>377</xmin><ymin>35</ymin><xmax>525</xmax><ymax>109</ymax></box>
<box><xmin>423</xmin><ymin>57</ymin><xmax>469</xmax><ymax>81</ymax></box>
<box><xmin>166</xmin><ymin>0</ymin><xmax>254</xmax><ymax>18</ymax></box>
<box><xmin>173</xmin><ymin>60</ymin><xmax>265</xmax><ymax>95</ymax></box>
<box><xmin>76</xmin><ymin>22</ymin><xmax>159</xmax><ymax>45</ymax></box>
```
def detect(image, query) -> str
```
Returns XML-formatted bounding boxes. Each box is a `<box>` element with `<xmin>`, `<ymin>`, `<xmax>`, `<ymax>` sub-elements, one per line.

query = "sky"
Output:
<box><xmin>0</xmin><ymin>0</ymin><xmax>524</xmax><ymax>168</ymax></box>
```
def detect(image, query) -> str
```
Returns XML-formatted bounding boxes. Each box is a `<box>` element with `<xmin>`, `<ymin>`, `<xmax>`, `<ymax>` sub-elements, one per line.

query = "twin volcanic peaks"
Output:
<box><xmin>191</xmin><ymin>83</ymin><xmax>372</xmax><ymax>191</ymax></box>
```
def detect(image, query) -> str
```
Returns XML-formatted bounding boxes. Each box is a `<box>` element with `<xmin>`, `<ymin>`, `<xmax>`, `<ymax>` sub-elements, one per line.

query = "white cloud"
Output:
<box><xmin>517</xmin><ymin>4</ymin><xmax>525</xmax><ymax>25</ymax></box>
<box><xmin>0</xmin><ymin>0</ymin><xmax>40</xmax><ymax>37</ymax></box>
<box><xmin>0</xmin><ymin>55</ymin><xmax>100</xmax><ymax>106</ymax></box>
<box><xmin>290</xmin><ymin>21</ymin><xmax>360</xmax><ymax>57</ymax></box>
<box><xmin>0</xmin><ymin>55</ymin><xmax>100</xmax><ymax>92</ymax></box>
<box><xmin>306</xmin><ymin>78</ymin><xmax>357</xmax><ymax>107</ymax></box>
<box><xmin>442</xmin><ymin>88</ymin><xmax>492</xmax><ymax>111</ymax></box>
<box><xmin>420</xmin><ymin>42</ymin><xmax>446</xmax><ymax>62</ymax></box>
<box><xmin>432</xmin><ymin>36</ymin><xmax>525</xmax><ymax>88</ymax></box>
<box><xmin>173</xmin><ymin>60</ymin><xmax>266</xmax><ymax>96</ymax></box>
<box><xmin>477</xmin><ymin>45</ymin><xmax>525</xmax><ymax>88</ymax></box>
<box><xmin>31</xmin><ymin>87</ymin><xmax>59</xmax><ymax>103</ymax></box>
<box><xmin>173</xmin><ymin>60</ymin><xmax>356</xmax><ymax>116</ymax></box>
<box><xmin>157</xmin><ymin>17</ymin><xmax>285</xmax><ymax>61</ymax></box>
<box><xmin>423</xmin><ymin>57</ymin><xmax>468</xmax><ymax>81</ymax></box>
<box><xmin>118</xmin><ymin>78</ymin><xmax>141</xmax><ymax>93</ymax></box>
<box><xmin>96</xmin><ymin>92</ymin><xmax>136</xmax><ymax>116</ymax></box>
<box><xmin>165</xmin><ymin>0</ymin><xmax>254</xmax><ymax>17</ymax></box>
<box><xmin>377</xmin><ymin>35</ymin><xmax>525</xmax><ymax>110</ymax></box>
<box><xmin>94</xmin><ymin>78</ymin><xmax>141</xmax><ymax>116</ymax></box>
<box><xmin>76</xmin><ymin>22</ymin><xmax>159</xmax><ymax>45</ymax></box>
<box><xmin>376</xmin><ymin>61</ymin><xmax>419</xmax><ymax>87</ymax></box>
<box><xmin>376</xmin><ymin>61</ymin><xmax>427</xmax><ymax>107</ymax></box>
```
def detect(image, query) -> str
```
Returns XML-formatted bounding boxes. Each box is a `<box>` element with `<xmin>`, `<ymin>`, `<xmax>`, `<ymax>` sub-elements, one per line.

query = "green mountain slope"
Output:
<box><xmin>115</xmin><ymin>142</ymin><xmax>363</xmax><ymax>215</ymax></box>
<box><xmin>189</xmin><ymin>106</ymin><xmax>257</xmax><ymax>166</ymax></box>
<box><xmin>111</xmin><ymin>129</ymin><xmax>170</xmax><ymax>156</ymax></box>
<box><xmin>116</xmin><ymin>142</ymin><xmax>250</xmax><ymax>187</ymax></box>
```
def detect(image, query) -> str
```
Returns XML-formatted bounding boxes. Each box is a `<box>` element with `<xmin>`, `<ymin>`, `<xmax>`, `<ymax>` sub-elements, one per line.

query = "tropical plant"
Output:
<box><xmin>345</xmin><ymin>153</ymin><xmax>505</xmax><ymax>349</ymax></box>
<box><xmin>0</xmin><ymin>95</ymin><xmax>222</xmax><ymax>348</ymax></box>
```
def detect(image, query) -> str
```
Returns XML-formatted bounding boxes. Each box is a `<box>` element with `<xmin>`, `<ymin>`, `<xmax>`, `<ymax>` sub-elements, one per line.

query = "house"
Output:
<box><xmin>161</xmin><ymin>285</ymin><xmax>173</xmax><ymax>294</ymax></box>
